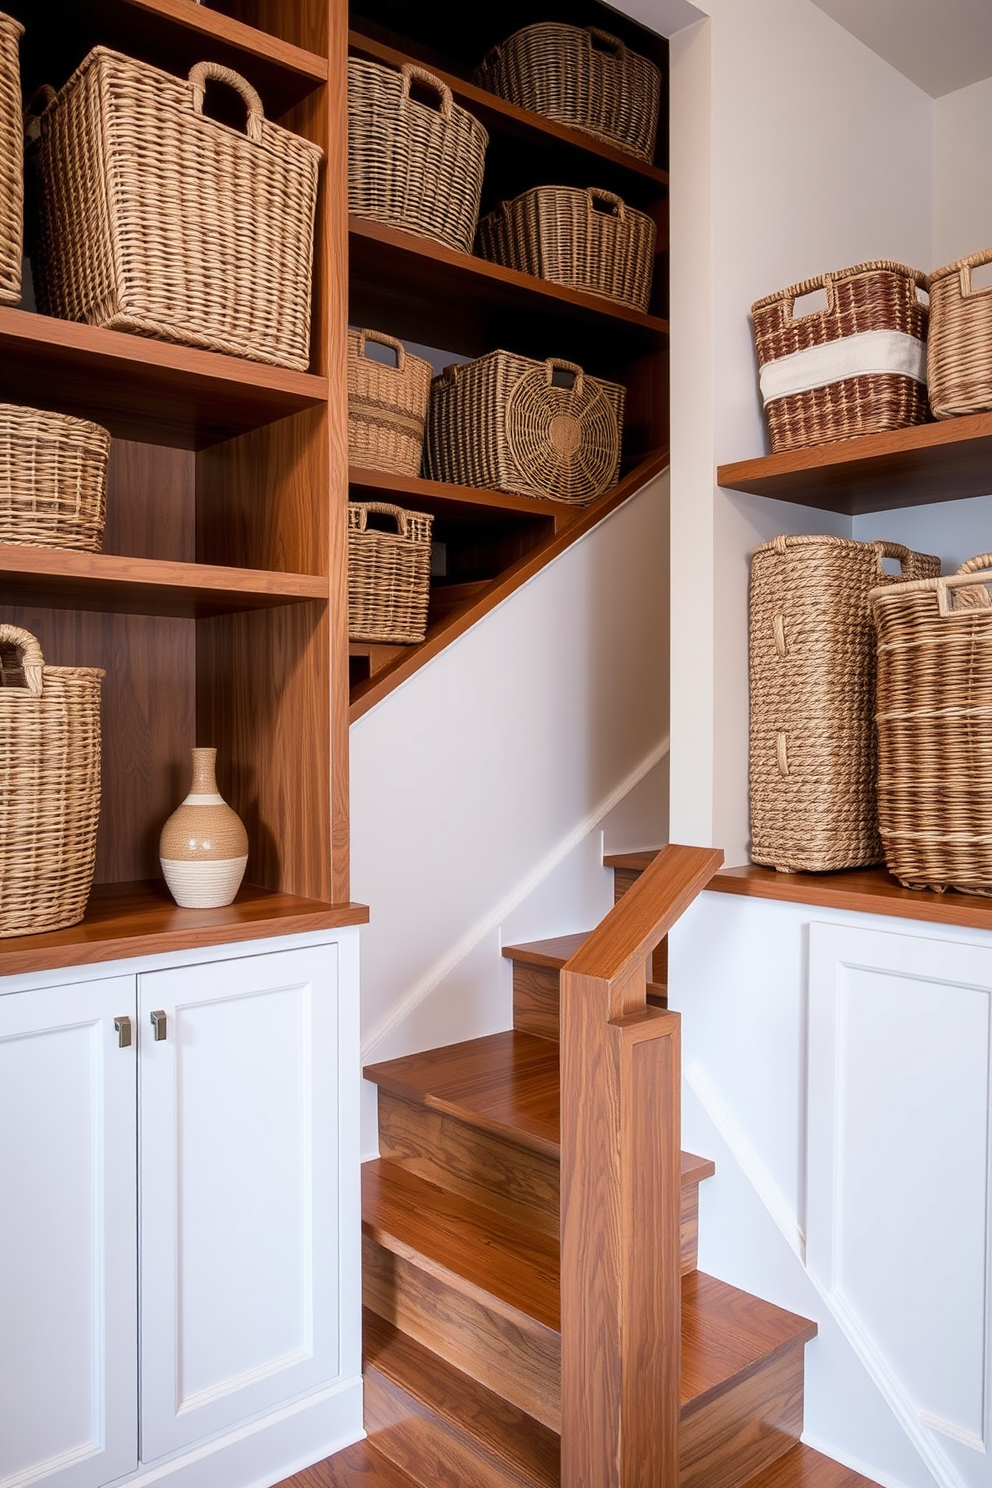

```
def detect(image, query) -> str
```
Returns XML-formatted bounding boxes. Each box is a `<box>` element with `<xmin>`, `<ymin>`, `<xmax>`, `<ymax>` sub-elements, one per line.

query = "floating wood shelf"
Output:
<box><xmin>349</xmin><ymin>466</ymin><xmax>572</xmax><ymax>525</ymax></box>
<box><xmin>711</xmin><ymin>864</ymin><xmax>992</xmax><ymax>934</ymax></box>
<box><xmin>718</xmin><ymin>411</ymin><xmax>992</xmax><ymax>515</ymax></box>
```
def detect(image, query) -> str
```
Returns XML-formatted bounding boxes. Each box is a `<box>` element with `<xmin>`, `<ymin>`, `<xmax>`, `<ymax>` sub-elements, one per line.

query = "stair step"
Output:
<box><xmin>742</xmin><ymin>1444</ymin><xmax>884</xmax><ymax>1488</ymax></box>
<box><xmin>363</xmin><ymin>1308</ymin><xmax>559</xmax><ymax>1488</ymax></box>
<box><xmin>504</xmin><ymin>933</ymin><xmax>667</xmax><ymax>1040</ymax></box>
<box><xmin>276</xmin><ymin>1440</ymin><xmax>423</xmax><ymax>1487</ymax></box>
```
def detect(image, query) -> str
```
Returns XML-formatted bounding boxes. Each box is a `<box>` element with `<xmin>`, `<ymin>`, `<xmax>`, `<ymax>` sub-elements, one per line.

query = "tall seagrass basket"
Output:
<box><xmin>0</xmin><ymin>626</ymin><xmax>104</xmax><ymax>937</ymax></box>
<box><xmin>0</xmin><ymin>12</ymin><xmax>22</xmax><ymax>307</ymax></box>
<box><xmin>348</xmin><ymin>502</ymin><xmax>433</xmax><ymax>645</ymax></box>
<box><xmin>348</xmin><ymin>330</ymin><xmax>432</xmax><ymax>477</ymax></box>
<box><xmin>749</xmin><ymin>535</ymin><xmax>940</xmax><ymax>874</ymax></box>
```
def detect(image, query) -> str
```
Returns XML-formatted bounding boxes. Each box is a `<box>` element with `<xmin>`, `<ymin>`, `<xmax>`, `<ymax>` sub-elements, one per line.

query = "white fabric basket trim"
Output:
<box><xmin>760</xmin><ymin>329</ymin><xmax>927</xmax><ymax>407</ymax></box>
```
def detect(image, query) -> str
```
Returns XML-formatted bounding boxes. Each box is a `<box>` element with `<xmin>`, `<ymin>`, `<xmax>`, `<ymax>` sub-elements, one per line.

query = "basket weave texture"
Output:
<box><xmin>477</xmin><ymin>186</ymin><xmax>656</xmax><ymax>312</ymax></box>
<box><xmin>424</xmin><ymin>350</ymin><xmax>624</xmax><ymax>505</ymax></box>
<box><xmin>751</xmin><ymin>261</ymin><xmax>929</xmax><ymax>454</ymax></box>
<box><xmin>749</xmin><ymin>535</ymin><xmax>940</xmax><ymax>874</ymax></box>
<box><xmin>475</xmin><ymin>24</ymin><xmax>660</xmax><ymax>163</ymax></box>
<box><xmin>348</xmin><ymin>502</ymin><xmax>433</xmax><ymax>644</ymax></box>
<box><xmin>927</xmin><ymin>249</ymin><xmax>992</xmax><ymax>418</ymax></box>
<box><xmin>0</xmin><ymin>404</ymin><xmax>110</xmax><ymax>551</ymax></box>
<box><xmin>0</xmin><ymin>626</ymin><xmax>104</xmax><ymax>937</ymax></box>
<box><xmin>0</xmin><ymin>13</ymin><xmax>22</xmax><ymax>307</ymax></box>
<box><xmin>348</xmin><ymin>330</ymin><xmax>432</xmax><ymax>477</ymax></box>
<box><xmin>871</xmin><ymin>556</ymin><xmax>992</xmax><ymax>894</ymax></box>
<box><xmin>348</xmin><ymin>58</ymin><xmax>488</xmax><ymax>254</ymax></box>
<box><xmin>30</xmin><ymin>49</ymin><xmax>322</xmax><ymax>370</ymax></box>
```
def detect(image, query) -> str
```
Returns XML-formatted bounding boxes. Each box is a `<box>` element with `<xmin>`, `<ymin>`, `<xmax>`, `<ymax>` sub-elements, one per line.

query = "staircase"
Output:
<box><xmin>280</xmin><ymin>848</ymin><xmax>885</xmax><ymax>1488</ymax></box>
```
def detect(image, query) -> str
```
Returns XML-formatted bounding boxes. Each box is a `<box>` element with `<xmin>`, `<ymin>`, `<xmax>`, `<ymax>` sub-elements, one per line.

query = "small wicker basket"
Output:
<box><xmin>348</xmin><ymin>58</ymin><xmax>488</xmax><ymax>254</ymax></box>
<box><xmin>872</xmin><ymin>555</ymin><xmax>992</xmax><ymax>895</ymax></box>
<box><xmin>0</xmin><ymin>404</ymin><xmax>110</xmax><ymax>551</ymax></box>
<box><xmin>927</xmin><ymin>249</ymin><xmax>992</xmax><ymax>418</ymax></box>
<box><xmin>475</xmin><ymin>24</ymin><xmax>660</xmax><ymax>164</ymax></box>
<box><xmin>0</xmin><ymin>626</ymin><xmax>104</xmax><ymax>937</ymax></box>
<box><xmin>0</xmin><ymin>13</ymin><xmax>22</xmax><ymax>307</ymax></box>
<box><xmin>29</xmin><ymin>49</ymin><xmax>322</xmax><ymax>370</ymax></box>
<box><xmin>751</xmin><ymin>262</ymin><xmax>929</xmax><ymax>454</ymax></box>
<box><xmin>477</xmin><ymin>186</ymin><xmax>656</xmax><ymax>312</ymax></box>
<box><xmin>749</xmin><ymin>535</ymin><xmax>940</xmax><ymax>874</ymax></box>
<box><xmin>348</xmin><ymin>330</ymin><xmax>432</xmax><ymax>478</ymax></box>
<box><xmin>424</xmin><ymin>350</ymin><xmax>624</xmax><ymax>505</ymax></box>
<box><xmin>348</xmin><ymin>502</ymin><xmax>433</xmax><ymax>645</ymax></box>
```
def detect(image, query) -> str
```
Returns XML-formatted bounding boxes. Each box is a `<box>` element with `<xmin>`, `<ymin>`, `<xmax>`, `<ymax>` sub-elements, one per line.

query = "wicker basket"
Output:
<box><xmin>476</xmin><ymin>25</ymin><xmax>660</xmax><ymax>163</ymax></box>
<box><xmin>349</xmin><ymin>502</ymin><xmax>433</xmax><ymax>644</ymax></box>
<box><xmin>0</xmin><ymin>404</ymin><xmax>110</xmax><ymax>551</ymax></box>
<box><xmin>927</xmin><ymin>249</ymin><xmax>992</xmax><ymax>418</ymax></box>
<box><xmin>0</xmin><ymin>13</ymin><xmax>22</xmax><ymax>307</ymax></box>
<box><xmin>477</xmin><ymin>186</ymin><xmax>656</xmax><ymax>312</ymax></box>
<box><xmin>29</xmin><ymin>49</ymin><xmax>322</xmax><ymax>370</ymax></box>
<box><xmin>751</xmin><ymin>262</ymin><xmax>929</xmax><ymax>454</ymax></box>
<box><xmin>424</xmin><ymin>350</ymin><xmax>624</xmax><ymax>505</ymax></box>
<box><xmin>871</xmin><ymin>555</ymin><xmax>992</xmax><ymax>895</ymax></box>
<box><xmin>348</xmin><ymin>330</ymin><xmax>432</xmax><ymax>478</ymax></box>
<box><xmin>0</xmin><ymin>626</ymin><xmax>104</xmax><ymax>937</ymax></box>
<box><xmin>348</xmin><ymin>58</ymin><xmax>488</xmax><ymax>254</ymax></box>
<box><xmin>749</xmin><ymin>535</ymin><xmax>940</xmax><ymax>874</ymax></box>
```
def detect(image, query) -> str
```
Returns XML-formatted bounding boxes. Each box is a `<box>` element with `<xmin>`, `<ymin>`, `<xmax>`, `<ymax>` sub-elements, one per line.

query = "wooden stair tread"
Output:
<box><xmin>278</xmin><ymin>1440</ymin><xmax>423</xmax><ymax>1487</ymax></box>
<box><xmin>602</xmin><ymin>848</ymin><xmax>662</xmax><ymax>871</ymax></box>
<box><xmin>502</xmin><ymin>932</ymin><xmax>589</xmax><ymax>968</ymax></box>
<box><xmin>742</xmin><ymin>1444</ymin><xmax>883</xmax><ymax>1488</ymax></box>
<box><xmin>681</xmin><ymin>1271</ymin><xmax>817</xmax><ymax>1415</ymax></box>
<box><xmin>363</xmin><ymin>1159</ymin><xmax>560</xmax><ymax>1331</ymax></box>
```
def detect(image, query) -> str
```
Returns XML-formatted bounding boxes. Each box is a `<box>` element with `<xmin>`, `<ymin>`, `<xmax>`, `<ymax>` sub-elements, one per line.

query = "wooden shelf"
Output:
<box><xmin>710</xmin><ymin>864</ymin><xmax>992</xmax><ymax>934</ymax></box>
<box><xmin>349</xmin><ymin>466</ymin><xmax>572</xmax><ymax>525</ymax></box>
<box><xmin>0</xmin><ymin>309</ymin><xmax>327</xmax><ymax>450</ymax></box>
<box><xmin>0</xmin><ymin>880</ymin><xmax>368</xmax><ymax>979</ymax></box>
<box><xmin>0</xmin><ymin>547</ymin><xmax>328</xmax><ymax>618</ymax></box>
<box><xmin>349</xmin><ymin>217</ymin><xmax>668</xmax><ymax>369</ymax></box>
<box><xmin>718</xmin><ymin>411</ymin><xmax>992</xmax><ymax>515</ymax></box>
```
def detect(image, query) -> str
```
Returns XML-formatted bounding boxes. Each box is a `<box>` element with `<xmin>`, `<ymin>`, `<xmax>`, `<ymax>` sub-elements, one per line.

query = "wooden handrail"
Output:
<box><xmin>559</xmin><ymin>843</ymin><xmax>723</xmax><ymax>1488</ymax></box>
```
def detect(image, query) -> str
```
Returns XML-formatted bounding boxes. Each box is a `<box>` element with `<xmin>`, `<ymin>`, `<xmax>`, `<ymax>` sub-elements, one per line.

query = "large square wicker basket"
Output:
<box><xmin>0</xmin><ymin>12</ymin><xmax>22</xmax><ymax>308</ymax></box>
<box><xmin>749</xmin><ymin>534</ymin><xmax>940</xmax><ymax>874</ymax></box>
<box><xmin>348</xmin><ymin>502</ymin><xmax>433</xmax><ymax>645</ymax></box>
<box><xmin>29</xmin><ymin>49</ymin><xmax>323</xmax><ymax>370</ymax></box>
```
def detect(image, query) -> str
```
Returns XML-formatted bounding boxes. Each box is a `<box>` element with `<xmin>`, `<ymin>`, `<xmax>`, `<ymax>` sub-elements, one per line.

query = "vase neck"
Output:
<box><xmin>190</xmin><ymin>748</ymin><xmax>219</xmax><ymax>796</ymax></box>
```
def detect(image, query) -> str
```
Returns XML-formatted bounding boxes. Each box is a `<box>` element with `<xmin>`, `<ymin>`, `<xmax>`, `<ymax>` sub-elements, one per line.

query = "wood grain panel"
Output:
<box><xmin>513</xmin><ymin>962</ymin><xmax>567</xmax><ymax>1042</ymax></box>
<box><xmin>679</xmin><ymin>1344</ymin><xmax>805</xmax><ymax>1488</ymax></box>
<box><xmin>105</xmin><ymin>439</ymin><xmax>194</xmax><ymax>562</ymax></box>
<box><xmin>274</xmin><ymin>1439</ymin><xmax>422</xmax><ymax>1488</ymax></box>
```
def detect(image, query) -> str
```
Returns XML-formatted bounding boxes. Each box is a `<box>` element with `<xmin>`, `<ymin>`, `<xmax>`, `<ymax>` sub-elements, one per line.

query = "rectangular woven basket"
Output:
<box><xmin>30</xmin><ymin>48</ymin><xmax>322</xmax><ymax>370</ymax></box>
<box><xmin>871</xmin><ymin>555</ymin><xmax>992</xmax><ymax>895</ymax></box>
<box><xmin>0</xmin><ymin>12</ymin><xmax>23</xmax><ymax>307</ymax></box>
<box><xmin>927</xmin><ymin>249</ymin><xmax>992</xmax><ymax>418</ymax></box>
<box><xmin>751</xmin><ymin>261</ymin><xmax>930</xmax><ymax>454</ymax></box>
<box><xmin>348</xmin><ymin>58</ymin><xmax>488</xmax><ymax>254</ymax></box>
<box><xmin>0</xmin><ymin>404</ymin><xmax>110</xmax><ymax>551</ymax></box>
<box><xmin>475</xmin><ymin>24</ymin><xmax>660</xmax><ymax>164</ymax></box>
<box><xmin>0</xmin><ymin>626</ymin><xmax>104</xmax><ymax>937</ymax></box>
<box><xmin>476</xmin><ymin>186</ymin><xmax>656</xmax><ymax>313</ymax></box>
<box><xmin>749</xmin><ymin>535</ymin><xmax>940</xmax><ymax>874</ymax></box>
<box><xmin>348</xmin><ymin>330</ymin><xmax>432</xmax><ymax>478</ymax></box>
<box><xmin>424</xmin><ymin>350</ymin><xmax>625</xmax><ymax>505</ymax></box>
<box><xmin>348</xmin><ymin>502</ymin><xmax>433</xmax><ymax>645</ymax></box>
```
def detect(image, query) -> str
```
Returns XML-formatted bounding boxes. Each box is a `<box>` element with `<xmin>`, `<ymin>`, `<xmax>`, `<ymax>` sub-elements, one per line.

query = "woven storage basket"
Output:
<box><xmin>477</xmin><ymin>186</ymin><xmax>656</xmax><ymax>312</ymax></box>
<box><xmin>0</xmin><ymin>13</ymin><xmax>22</xmax><ymax>307</ymax></box>
<box><xmin>751</xmin><ymin>261</ymin><xmax>929</xmax><ymax>454</ymax></box>
<box><xmin>475</xmin><ymin>24</ymin><xmax>660</xmax><ymax>164</ymax></box>
<box><xmin>424</xmin><ymin>350</ymin><xmax>624</xmax><ymax>505</ymax></box>
<box><xmin>927</xmin><ymin>249</ymin><xmax>992</xmax><ymax>418</ymax></box>
<box><xmin>349</xmin><ymin>502</ymin><xmax>433</xmax><ymax>644</ymax></box>
<box><xmin>0</xmin><ymin>626</ymin><xmax>104</xmax><ymax>937</ymax></box>
<box><xmin>0</xmin><ymin>404</ymin><xmax>110</xmax><ymax>551</ymax></box>
<box><xmin>29</xmin><ymin>49</ymin><xmax>322</xmax><ymax>370</ymax></box>
<box><xmin>750</xmin><ymin>535</ymin><xmax>940</xmax><ymax>874</ymax></box>
<box><xmin>348</xmin><ymin>58</ymin><xmax>488</xmax><ymax>254</ymax></box>
<box><xmin>348</xmin><ymin>330</ymin><xmax>432</xmax><ymax>477</ymax></box>
<box><xmin>871</xmin><ymin>555</ymin><xmax>992</xmax><ymax>895</ymax></box>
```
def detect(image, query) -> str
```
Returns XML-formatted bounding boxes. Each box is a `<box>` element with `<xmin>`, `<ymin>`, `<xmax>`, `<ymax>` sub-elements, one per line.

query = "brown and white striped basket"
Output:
<box><xmin>348</xmin><ymin>502</ymin><xmax>433</xmax><ymax>645</ymax></box>
<box><xmin>0</xmin><ymin>626</ymin><xmax>104</xmax><ymax>937</ymax></box>
<box><xmin>0</xmin><ymin>404</ymin><xmax>110</xmax><ymax>550</ymax></box>
<box><xmin>0</xmin><ymin>12</ymin><xmax>23</xmax><ymax>307</ymax></box>
<box><xmin>348</xmin><ymin>330</ymin><xmax>432</xmax><ymax>478</ymax></box>
<box><xmin>751</xmin><ymin>262</ymin><xmax>930</xmax><ymax>453</ymax></box>
<box><xmin>476</xmin><ymin>185</ymin><xmax>656</xmax><ymax>312</ymax></box>
<box><xmin>30</xmin><ymin>48</ymin><xmax>322</xmax><ymax>370</ymax></box>
<box><xmin>749</xmin><ymin>535</ymin><xmax>940</xmax><ymax>874</ymax></box>
<box><xmin>871</xmin><ymin>556</ymin><xmax>992</xmax><ymax>894</ymax></box>
<box><xmin>928</xmin><ymin>248</ymin><xmax>992</xmax><ymax>418</ymax></box>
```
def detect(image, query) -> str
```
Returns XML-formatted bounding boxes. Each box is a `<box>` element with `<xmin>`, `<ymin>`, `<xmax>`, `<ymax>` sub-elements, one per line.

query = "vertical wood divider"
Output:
<box><xmin>559</xmin><ymin>843</ymin><xmax>723</xmax><ymax>1487</ymax></box>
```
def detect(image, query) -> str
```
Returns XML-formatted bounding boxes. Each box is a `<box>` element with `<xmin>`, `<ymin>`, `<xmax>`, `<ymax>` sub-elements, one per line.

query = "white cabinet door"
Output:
<box><xmin>0</xmin><ymin>977</ymin><xmax>138</xmax><ymax>1488</ymax></box>
<box><xmin>138</xmin><ymin>945</ymin><xmax>341</xmax><ymax>1462</ymax></box>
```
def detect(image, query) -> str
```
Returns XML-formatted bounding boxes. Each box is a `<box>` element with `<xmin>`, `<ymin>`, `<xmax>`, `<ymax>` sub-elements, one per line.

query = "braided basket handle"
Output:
<box><xmin>586</xmin><ymin>28</ymin><xmax>627</xmax><ymax>57</ymax></box>
<box><xmin>359</xmin><ymin>329</ymin><xmax>405</xmax><ymax>370</ymax></box>
<box><xmin>587</xmin><ymin>188</ymin><xmax>625</xmax><ymax>220</ymax></box>
<box><xmin>870</xmin><ymin>540</ymin><xmax>914</xmax><ymax>575</ymax></box>
<box><xmin>189</xmin><ymin>62</ymin><xmax>265</xmax><ymax>143</ymax></box>
<box><xmin>957</xmin><ymin>554</ymin><xmax>992</xmax><ymax>575</ymax></box>
<box><xmin>545</xmin><ymin>358</ymin><xmax>585</xmax><ymax>395</ymax></box>
<box><xmin>0</xmin><ymin>625</ymin><xmax>44</xmax><ymax>696</ymax></box>
<box><xmin>401</xmin><ymin>64</ymin><xmax>453</xmax><ymax>120</ymax></box>
<box><xmin>351</xmin><ymin>502</ymin><xmax>410</xmax><ymax>537</ymax></box>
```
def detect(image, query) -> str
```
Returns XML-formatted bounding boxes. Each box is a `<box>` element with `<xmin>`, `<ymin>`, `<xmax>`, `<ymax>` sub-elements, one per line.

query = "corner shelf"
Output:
<box><xmin>349</xmin><ymin>465</ymin><xmax>572</xmax><ymax>525</ymax></box>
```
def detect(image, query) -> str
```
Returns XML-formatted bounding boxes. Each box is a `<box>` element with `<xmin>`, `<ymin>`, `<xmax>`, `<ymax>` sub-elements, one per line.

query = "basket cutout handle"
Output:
<box><xmin>773</xmin><ymin>615</ymin><xmax>787</xmax><ymax>657</ymax></box>
<box><xmin>359</xmin><ymin>329</ymin><xmax>405</xmax><ymax>371</ymax></box>
<box><xmin>587</xmin><ymin>28</ymin><xmax>627</xmax><ymax>57</ymax></box>
<box><xmin>545</xmin><ymin>358</ymin><xmax>585</xmax><ymax>395</ymax></box>
<box><xmin>351</xmin><ymin>501</ymin><xmax>411</xmax><ymax>537</ymax></box>
<box><xmin>933</xmin><ymin>556</ymin><xmax>992</xmax><ymax>617</ymax></box>
<box><xmin>401</xmin><ymin>64</ymin><xmax>453</xmax><ymax>120</ymax></box>
<box><xmin>23</xmin><ymin>84</ymin><xmax>56</xmax><ymax>142</ymax></box>
<box><xmin>785</xmin><ymin>276</ymin><xmax>834</xmax><ymax>322</ymax></box>
<box><xmin>587</xmin><ymin>188</ymin><xmax>625</xmax><ymax>219</ymax></box>
<box><xmin>957</xmin><ymin>249</ymin><xmax>992</xmax><ymax>300</ymax></box>
<box><xmin>0</xmin><ymin>625</ymin><xmax>43</xmax><ymax>696</ymax></box>
<box><xmin>776</xmin><ymin>732</ymin><xmax>790</xmax><ymax>777</ymax></box>
<box><xmin>871</xmin><ymin>540</ymin><xmax>913</xmax><ymax>577</ymax></box>
<box><xmin>189</xmin><ymin>62</ymin><xmax>265</xmax><ymax>144</ymax></box>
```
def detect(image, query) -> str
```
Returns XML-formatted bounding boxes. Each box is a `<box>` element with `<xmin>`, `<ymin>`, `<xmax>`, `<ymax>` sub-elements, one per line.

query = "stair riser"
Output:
<box><xmin>511</xmin><ymin>962</ymin><xmax>667</xmax><ymax>1043</ymax></box>
<box><xmin>679</xmin><ymin>1344</ymin><xmax>805</xmax><ymax>1488</ymax></box>
<box><xmin>363</xmin><ymin>1233</ymin><xmax>561</xmax><ymax>1433</ymax></box>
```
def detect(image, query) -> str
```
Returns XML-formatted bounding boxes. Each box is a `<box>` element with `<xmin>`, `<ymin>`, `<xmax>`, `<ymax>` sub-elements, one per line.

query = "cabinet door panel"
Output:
<box><xmin>0</xmin><ymin>978</ymin><xmax>138</xmax><ymax>1488</ymax></box>
<box><xmin>138</xmin><ymin>945</ymin><xmax>340</xmax><ymax>1462</ymax></box>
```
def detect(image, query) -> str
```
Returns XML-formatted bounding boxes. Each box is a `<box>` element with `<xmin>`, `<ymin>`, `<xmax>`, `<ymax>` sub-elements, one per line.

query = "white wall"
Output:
<box><xmin>933</xmin><ymin>74</ymin><xmax>992</xmax><ymax>268</ymax></box>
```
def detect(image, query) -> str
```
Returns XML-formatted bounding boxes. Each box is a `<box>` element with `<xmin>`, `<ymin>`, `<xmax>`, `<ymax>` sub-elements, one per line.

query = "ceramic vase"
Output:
<box><xmin>159</xmin><ymin>748</ymin><xmax>248</xmax><ymax>908</ymax></box>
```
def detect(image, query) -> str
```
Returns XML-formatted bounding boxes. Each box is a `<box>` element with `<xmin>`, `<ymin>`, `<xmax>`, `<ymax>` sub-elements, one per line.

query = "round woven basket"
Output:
<box><xmin>0</xmin><ymin>404</ymin><xmax>110</xmax><ymax>550</ymax></box>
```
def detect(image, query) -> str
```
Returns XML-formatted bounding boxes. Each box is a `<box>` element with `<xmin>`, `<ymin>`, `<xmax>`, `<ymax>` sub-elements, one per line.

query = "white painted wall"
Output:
<box><xmin>933</xmin><ymin>74</ymin><xmax>992</xmax><ymax>268</ymax></box>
